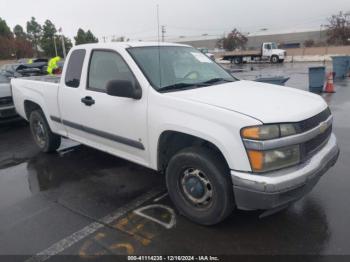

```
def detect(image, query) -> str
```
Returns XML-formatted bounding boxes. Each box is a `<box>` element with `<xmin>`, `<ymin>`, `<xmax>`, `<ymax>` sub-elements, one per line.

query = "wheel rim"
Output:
<box><xmin>272</xmin><ymin>56</ymin><xmax>278</xmax><ymax>63</ymax></box>
<box><xmin>180</xmin><ymin>168</ymin><xmax>213</xmax><ymax>207</ymax></box>
<box><xmin>33</xmin><ymin>118</ymin><xmax>46</xmax><ymax>147</ymax></box>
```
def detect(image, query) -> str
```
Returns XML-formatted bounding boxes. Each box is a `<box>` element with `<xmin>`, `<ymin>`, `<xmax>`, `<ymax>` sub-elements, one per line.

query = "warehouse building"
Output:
<box><xmin>174</xmin><ymin>30</ymin><xmax>328</xmax><ymax>50</ymax></box>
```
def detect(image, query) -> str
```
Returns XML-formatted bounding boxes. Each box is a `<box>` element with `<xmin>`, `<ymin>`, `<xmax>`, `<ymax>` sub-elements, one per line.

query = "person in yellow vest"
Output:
<box><xmin>47</xmin><ymin>56</ymin><xmax>61</xmax><ymax>75</ymax></box>
<box><xmin>28</xmin><ymin>59</ymin><xmax>33</xmax><ymax>64</ymax></box>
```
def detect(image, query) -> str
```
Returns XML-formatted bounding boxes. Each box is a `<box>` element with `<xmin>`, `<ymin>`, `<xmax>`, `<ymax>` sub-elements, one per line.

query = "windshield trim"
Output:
<box><xmin>126</xmin><ymin>46</ymin><xmax>237</xmax><ymax>93</ymax></box>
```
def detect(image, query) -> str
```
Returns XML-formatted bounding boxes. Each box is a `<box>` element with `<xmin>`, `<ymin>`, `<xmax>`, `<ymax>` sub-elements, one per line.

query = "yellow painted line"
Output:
<box><xmin>25</xmin><ymin>187</ymin><xmax>165</xmax><ymax>262</ymax></box>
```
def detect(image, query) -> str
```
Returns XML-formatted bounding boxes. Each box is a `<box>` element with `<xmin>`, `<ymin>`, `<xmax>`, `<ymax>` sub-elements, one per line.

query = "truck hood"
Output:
<box><xmin>275</xmin><ymin>49</ymin><xmax>286</xmax><ymax>55</ymax></box>
<box><xmin>166</xmin><ymin>80</ymin><xmax>327</xmax><ymax>123</ymax></box>
<box><xmin>0</xmin><ymin>83</ymin><xmax>12</xmax><ymax>98</ymax></box>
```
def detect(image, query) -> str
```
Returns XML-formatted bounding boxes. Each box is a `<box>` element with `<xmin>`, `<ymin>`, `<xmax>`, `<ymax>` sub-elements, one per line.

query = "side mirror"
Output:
<box><xmin>106</xmin><ymin>80</ymin><xmax>142</xmax><ymax>100</ymax></box>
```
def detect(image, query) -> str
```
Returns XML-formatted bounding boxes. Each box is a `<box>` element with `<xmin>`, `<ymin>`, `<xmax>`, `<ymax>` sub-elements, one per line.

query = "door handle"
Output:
<box><xmin>81</xmin><ymin>96</ymin><xmax>95</xmax><ymax>106</ymax></box>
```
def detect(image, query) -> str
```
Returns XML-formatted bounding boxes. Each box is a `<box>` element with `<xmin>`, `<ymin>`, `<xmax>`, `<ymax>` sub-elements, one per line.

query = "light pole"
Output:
<box><xmin>320</xmin><ymin>25</ymin><xmax>324</xmax><ymax>40</ymax></box>
<box><xmin>58</xmin><ymin>27</ymin><xmax>67</xmax><ymax>59</ymax></box>
<box><xmin>161</xmin><ymin>25</ymin><xmax>166</xmax><ymax>42</ymax></box>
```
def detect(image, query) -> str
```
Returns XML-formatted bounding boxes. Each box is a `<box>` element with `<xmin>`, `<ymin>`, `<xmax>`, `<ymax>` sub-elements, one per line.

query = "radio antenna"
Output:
<box><xmin>157</xmin><ymin>4</ymin><xmax>162</xmax><ymax>88</ymax></box>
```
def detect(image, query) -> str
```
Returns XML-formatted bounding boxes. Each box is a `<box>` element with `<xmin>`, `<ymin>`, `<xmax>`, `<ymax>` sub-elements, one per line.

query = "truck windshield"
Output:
<box><xmin>271</xmin><ymin>43</ymin><xmax>278</xmax><ymax>49</ymax></box>
<box><xmin>128</xmin><ymin>46</ymin><xmax>235</xmax><ymax>92</ymax></box>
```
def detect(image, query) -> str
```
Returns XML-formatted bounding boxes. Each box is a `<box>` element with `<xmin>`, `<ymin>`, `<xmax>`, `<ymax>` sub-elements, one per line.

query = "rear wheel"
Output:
<box><xmin>166</xmin><ymin>147</ymin><xmax>234</xmax><ymax>225</ymax></box>
<box><xmin>232</xmin><ymin>57</ymin><xmax>242</xmax><ymax>64</ymax></box>
<box><xmin>29</xmin><ymin>110</ymin><xmax>61</xmax><ymax>153</ymax></box>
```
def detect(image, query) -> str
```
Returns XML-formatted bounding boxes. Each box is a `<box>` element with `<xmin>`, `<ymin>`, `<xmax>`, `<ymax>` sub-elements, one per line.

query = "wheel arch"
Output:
<box><xmin>157</xmin><ymin>130</ymin><xmax>230</xmax><ymax>174</ymax></box>
<box><xmin>24</xmin><ymin>100</ymin><xmax>43</xmax><ymax>120</ymax></box>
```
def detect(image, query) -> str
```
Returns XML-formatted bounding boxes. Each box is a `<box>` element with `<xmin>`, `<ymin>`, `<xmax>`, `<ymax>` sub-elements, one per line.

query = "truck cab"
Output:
<box><xmin>262</xmin><ymin>42</ymin><xmax>287</xmax><ymax>63</ymax></box>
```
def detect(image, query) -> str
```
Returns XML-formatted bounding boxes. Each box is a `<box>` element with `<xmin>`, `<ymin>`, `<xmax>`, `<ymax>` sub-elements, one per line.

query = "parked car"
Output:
<box><xmin>0</xmin><ymin>62</ymin><xmax>48</xmax><ymax>124</ymax></box>
<box><xmin>0</xmin><ymin>63</ymin><xmax>22</xmax><ymax>78</ymax></box>
<box><xmin>0</xmin><ymin>72</ymin><xmax>20</xmax><ymax>123</ymax></box>
<box><xmin>12</xmin><ymin>42</ymin><xmax>339</xmax><ymax>225</ymax></box>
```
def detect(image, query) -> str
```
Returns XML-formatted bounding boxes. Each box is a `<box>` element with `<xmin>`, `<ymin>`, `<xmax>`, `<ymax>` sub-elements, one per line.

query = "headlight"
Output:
<box><xmin>247</xmin><ymin>145</ymin><xmax>300</xmax><ymax>173</ymax></box>
<box><xmin>280</xmin><ymin>124</ymin><xmax>297</xmax><ymax>137</ymax></box>
<box><xmin>241</xmin><ymin>124</ymin><xmax>297</xmax><ymax>140</ymax></box>
<box><xmin>241</xmin><ymin>124</ymin><xmax>300</xmax><ymax>173</ymax></box>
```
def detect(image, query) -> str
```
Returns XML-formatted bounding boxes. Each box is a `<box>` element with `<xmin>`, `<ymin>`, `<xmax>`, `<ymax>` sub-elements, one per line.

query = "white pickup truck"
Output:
<box><xmin>12</xmin><ymin>42</ymin><xmax>339</xmax><ymax>225</ymax></box>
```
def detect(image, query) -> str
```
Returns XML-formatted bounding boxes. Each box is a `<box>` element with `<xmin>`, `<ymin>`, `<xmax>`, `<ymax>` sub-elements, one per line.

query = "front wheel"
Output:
<box><xmin>270</xmin><ymin>55</ymin><xmax>279</xmax><ymax>64</ymax></box>
<box><xmin>166</xmin><ymin>147</ymin><xmax>234</xmax><ymax>225</ymax></box>
<box><xmin>29</xmin><ymin>110</ymin><xmax>61</xmax><ymax>153</ymax></box>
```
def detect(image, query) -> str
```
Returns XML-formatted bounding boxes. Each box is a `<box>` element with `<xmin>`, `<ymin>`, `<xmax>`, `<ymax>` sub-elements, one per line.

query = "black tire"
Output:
<box><xmin>29</xmin><ymin>110</ymin><xmax>61</xmax><ymax>153</ymax></box>
<box><xmin>233</xmin><ymin>57</ymin><xmax>242</xmax><ymax>64</ymax></box>
<box><xmin>166</xmin><ymin>146</ymin><xmax>234</xmax><ymax>225</ymax></box>
<box><xmin>271</xmin><ymin>55</ymin><xmax>279</xmax><ymax>64</ymax></box>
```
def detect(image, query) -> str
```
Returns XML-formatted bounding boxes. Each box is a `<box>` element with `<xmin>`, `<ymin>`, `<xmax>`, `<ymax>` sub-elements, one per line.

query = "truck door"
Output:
<box><xmin>59</xmin><ymin>48</ymin><xmax>149</xmax><ymax>167</ymax></box>
<box><xmin>262</xmin><ymin>43</ymin><xmax>273</xmax><ymax>59</ymax></box>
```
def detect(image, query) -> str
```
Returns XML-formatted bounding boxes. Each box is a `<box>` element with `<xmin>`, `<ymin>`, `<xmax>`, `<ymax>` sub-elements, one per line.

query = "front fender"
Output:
<box><xmin>148</xmin><ymin>93</ymin><xmax>261</xmax><ymax>171</ymax></box>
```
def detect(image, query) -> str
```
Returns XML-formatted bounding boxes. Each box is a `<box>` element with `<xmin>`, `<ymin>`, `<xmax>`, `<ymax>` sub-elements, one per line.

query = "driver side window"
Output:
<box><xmin>265</xmin><ymin>44</ymin><xmax>271</xmax><ymax>50</ymax></box>
<box><xmin>88</xmin><ymin>50</ymin><xmax>136</xmax><ymax>92</ymax></box>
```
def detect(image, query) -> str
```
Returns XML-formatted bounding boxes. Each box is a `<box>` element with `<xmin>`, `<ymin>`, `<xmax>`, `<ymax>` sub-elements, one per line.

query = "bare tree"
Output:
<box><xmin>326</xmin><ymin>11</ymin><xmax>350</xmax><ymax>45</ymax></box>
<box><xmin>216</xmin><ymin>29</ymin><xmax>248</xmax><ymax>51</ymax></box>
<box><xmin>304</xmin><ymin>39</ymin><xmax>315</xmax><ymax>47</ymax></box>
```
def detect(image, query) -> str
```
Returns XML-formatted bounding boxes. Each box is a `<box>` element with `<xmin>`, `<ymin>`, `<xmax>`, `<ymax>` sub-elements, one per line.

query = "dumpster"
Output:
<box><xmin>332</xmin><ymin>56</ymin><xmax>349</xmax><ymax>79</ymax></box>
<box><xmin>309</xmin><ymin>66</ymin><xmax>326</xmax><ymax>93</ymax></box>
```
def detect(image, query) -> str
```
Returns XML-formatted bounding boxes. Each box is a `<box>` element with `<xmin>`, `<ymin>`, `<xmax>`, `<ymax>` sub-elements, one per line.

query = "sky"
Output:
<box><xmin>0</xmin><ymin>0</ymin><xmax>349</xmax><ymax>43</ymax></box>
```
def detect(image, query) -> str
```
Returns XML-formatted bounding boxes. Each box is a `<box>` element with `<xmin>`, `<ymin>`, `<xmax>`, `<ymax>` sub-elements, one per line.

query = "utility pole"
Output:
<box><xmin>161</xmin><ymin>25</ymin><xmax>166</xmax><ymax>42</ymax></box>
<box><xmin>157</xmin><ymin>5</ymin><xmax>160</xmax><ymax>43</ymax></box>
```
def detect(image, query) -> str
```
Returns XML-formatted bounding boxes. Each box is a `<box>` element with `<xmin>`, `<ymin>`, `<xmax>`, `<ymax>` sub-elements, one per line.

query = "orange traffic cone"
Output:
<box><xmin>324</xmin><ymin>72</ymin><xmax>335</xmax><ymax>93</ymax></box>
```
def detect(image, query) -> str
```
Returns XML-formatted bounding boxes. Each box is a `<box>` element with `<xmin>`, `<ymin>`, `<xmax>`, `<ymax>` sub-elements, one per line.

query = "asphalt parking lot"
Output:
<box><xmin>0</xmin><ymin>62</ymin><xmax>350</xmax><ymax>260</ymax></box>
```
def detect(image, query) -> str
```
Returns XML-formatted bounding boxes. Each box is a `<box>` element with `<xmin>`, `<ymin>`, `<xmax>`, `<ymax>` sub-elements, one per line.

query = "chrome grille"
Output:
<box><xmin>300</xmin><ymin>108</ymin><xmax>333</xmax><ymax>160</ymax></box>
<box><xmin>298</xmin><ymin>108</ymin><xmax>331</xmax><ymax>132</ymax></box>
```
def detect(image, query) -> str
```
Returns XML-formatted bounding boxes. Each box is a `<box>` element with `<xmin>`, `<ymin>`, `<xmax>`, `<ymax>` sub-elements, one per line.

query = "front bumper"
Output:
<box><xmin>231</xmin><ymin>134</ymin><xmax>339</xmax><ymax>210</ymax></box>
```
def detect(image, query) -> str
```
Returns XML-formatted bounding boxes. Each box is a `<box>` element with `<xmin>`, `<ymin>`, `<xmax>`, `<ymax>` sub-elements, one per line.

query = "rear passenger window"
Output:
<box><xmin>65</xmin><ymin>49</ymin><xmax>86</xmax><ymax>88</ymax></box>
<box><xmin>88</xmin><ymin>50</ymin><xmax>136</xmax><ymax>92</ymax></box>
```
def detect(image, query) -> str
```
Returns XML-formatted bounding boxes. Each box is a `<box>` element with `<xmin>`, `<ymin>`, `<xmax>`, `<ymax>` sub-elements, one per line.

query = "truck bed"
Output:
<box><xmin>216</xmin><ymin>50</ymin><xmax>261</xmax><ymax>59</ymax></box>
<box><xmin>11</xmin><ymin>75</ymin><xmax>61</xmax><ymax>122</ymax></box>
<box><xmin>22</xmin><ymin>75</ymin><xmax>61</xmax><ymax>84</ymax></box>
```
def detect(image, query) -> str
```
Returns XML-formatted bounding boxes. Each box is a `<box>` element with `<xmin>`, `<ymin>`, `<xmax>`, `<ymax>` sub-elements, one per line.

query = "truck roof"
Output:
<box><xmin>73</xmin><ymin>42</ymin><xmax>190</xmax><ymax>49</ymax></box>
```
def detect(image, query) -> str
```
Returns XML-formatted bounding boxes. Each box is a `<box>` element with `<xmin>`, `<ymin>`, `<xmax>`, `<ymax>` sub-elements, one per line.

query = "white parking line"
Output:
<box><xmin>25</xmin><ymin>187</ymin><xmax>164</xmax><ymax>262</ymax></box>
<box><xmin>153</xmin><ymin>193</ymin><xmax>168</xmax><ymax>202</ymax></box>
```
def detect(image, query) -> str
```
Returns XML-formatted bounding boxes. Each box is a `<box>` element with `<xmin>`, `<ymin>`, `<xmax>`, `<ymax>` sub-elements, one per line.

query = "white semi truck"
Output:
<box><xmin>219</xmin><ymin>42</ymin><xmax>287</xmax><ymax>64</ymax></box>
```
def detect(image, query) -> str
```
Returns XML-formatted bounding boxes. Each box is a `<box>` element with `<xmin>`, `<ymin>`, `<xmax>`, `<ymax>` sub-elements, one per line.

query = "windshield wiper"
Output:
<box><xmin>159</xmin><ymin>78</ymin><xmax>233</xmax><ymax>93</ymax></box>
<box><xmin>159</xmin><ymin>82</ymin><xmax>207</xmax><ymax>93</ymax></box>
<box><xmin>202</xmin><ymin>78</ymin><xmax>233</xmax><ymax>85</ymax></box>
